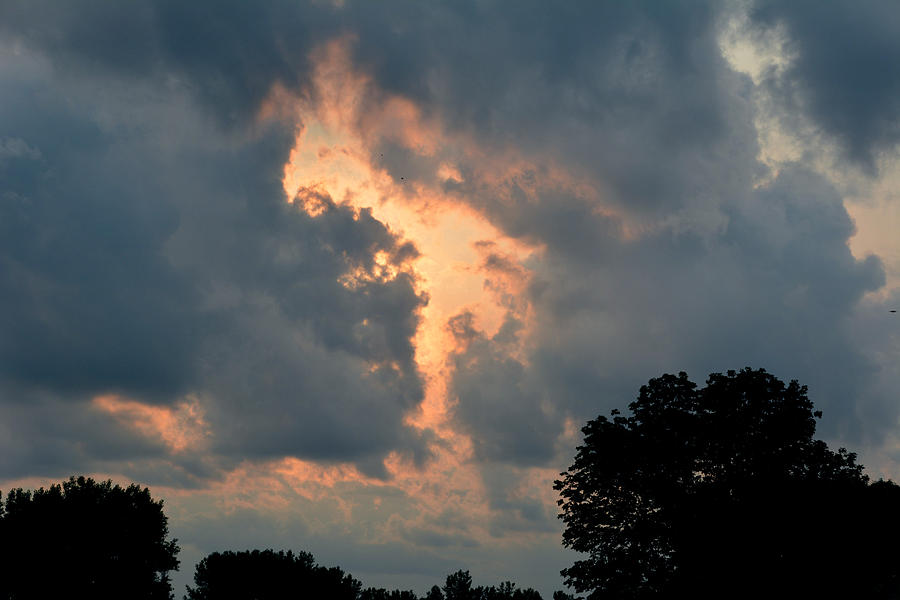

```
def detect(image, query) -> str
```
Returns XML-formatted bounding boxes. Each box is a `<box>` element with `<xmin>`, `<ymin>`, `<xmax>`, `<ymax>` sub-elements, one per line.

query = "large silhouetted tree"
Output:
<box><xmin>0</xmin><ymin>475</ymin><xmax>179</xmax><ymax>600</ymax></box>
<box><xmin>554</xmin><ymin>368</ymin><xmax>900</xmax><ymax>599</ymax></box>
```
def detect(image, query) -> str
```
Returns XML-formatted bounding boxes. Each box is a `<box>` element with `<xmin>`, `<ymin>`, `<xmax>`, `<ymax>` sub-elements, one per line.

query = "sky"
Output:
<box><xmin>2</xmin><ymin>0</ymin><xmax>900</xmax><ymax>596</ymax></box>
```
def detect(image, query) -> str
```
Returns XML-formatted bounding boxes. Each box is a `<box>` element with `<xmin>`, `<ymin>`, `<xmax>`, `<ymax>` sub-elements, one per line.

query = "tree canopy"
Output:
<box><xmin>0</xmin><ymin>475</ymin><xmax>179</xmax><ymax>600</ymax></box>
<box><xmin>186</xmin><ymin>549</ymin><xmax>362</xmax><ymax>600</ymax></box>
<box><xmin>554</xmin><ymin>368</ymin><xmax>900</xmax><ymax>599</ymax></box>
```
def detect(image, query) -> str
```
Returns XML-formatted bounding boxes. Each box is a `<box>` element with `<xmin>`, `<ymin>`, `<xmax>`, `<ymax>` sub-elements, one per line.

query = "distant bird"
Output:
<box><xmin>892</xmin><ymin>310</ymin><xmax>897</xmax><ymax>313</ymax></box>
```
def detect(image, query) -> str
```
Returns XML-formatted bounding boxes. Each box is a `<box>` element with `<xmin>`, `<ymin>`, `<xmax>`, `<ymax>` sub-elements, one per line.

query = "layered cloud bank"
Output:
<box><xmin>2</xmin><ymin>1</ymin><xmax>900</xmax><ymax>596</ymax></box>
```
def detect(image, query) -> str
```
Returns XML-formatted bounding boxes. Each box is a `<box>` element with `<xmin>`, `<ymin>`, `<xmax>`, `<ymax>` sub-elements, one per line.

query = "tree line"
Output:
<box><xmin>0</xmin><ymin>476</ymin><xmax>556</xmax><ymax>600</ymax></box>
<box><xmin>3</xmin><ymin>368</ymin><xmax>900</xmax><ymax>598</ymax></box>
<box><xmin>186</xmin><ymin>550</ymin><xmax>554</xmax><ymax>600</ymax></box>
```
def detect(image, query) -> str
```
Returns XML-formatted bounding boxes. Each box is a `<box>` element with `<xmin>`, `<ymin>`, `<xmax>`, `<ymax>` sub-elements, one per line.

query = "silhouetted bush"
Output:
<box><xmin>555</xmin><ymin>368</ymin><xmax>900</xmax><ymax>599</ymax></box>
<box><xmin>0</xmin><ymin>475</ymin><xmax>179</xmax><ymax>600</ymax></box>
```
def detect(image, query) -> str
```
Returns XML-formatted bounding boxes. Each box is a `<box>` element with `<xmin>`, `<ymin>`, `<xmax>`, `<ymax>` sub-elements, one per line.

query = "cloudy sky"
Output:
<box><xmin>2</xmin><ymin>0</ymin><xmax>900</xmax><ymax>596</ymax></box>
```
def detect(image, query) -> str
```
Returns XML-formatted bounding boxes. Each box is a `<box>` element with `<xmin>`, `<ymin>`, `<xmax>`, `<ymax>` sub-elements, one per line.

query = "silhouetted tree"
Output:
<box><xmin>440</xmin><ymin>570</ymin><xmax>543</xmax><ymax>600</ymax></box>
<box><xmin>554</xmin><ymin>368</ymin><xmax>900</xmax><ymax>599</ymax></box>
<box><xmin>481</xmin><ymin>581</ymin><xmax>543</xmax><ymax>600</ymax></box>
<box><xmin>424</xmin><ymin>585</ymin><xmax>444</xmax><ymax>600</ymax></box>
<box><xmin>185</xmin><ymin>553</ymin><xmax>549</xmax><ymax>600</ymax></box>
<box><xmin>443</xmin><ymin>570</ymin><xmax>479</xmax><ymax>600</ymax></box>
<box><xmin>360</xmin><ymin>588</ymin><xmax>419</xmax><ymax>600</ymax></box>
<box><xmin>185</xmin><ymin>549</ymin><xmax>361</xmax><ymax>600</ymax></box>
<box><xmin>0</xmin><ymin>475</ymin><xmax>179</xmax><ymax>600</ymax></box>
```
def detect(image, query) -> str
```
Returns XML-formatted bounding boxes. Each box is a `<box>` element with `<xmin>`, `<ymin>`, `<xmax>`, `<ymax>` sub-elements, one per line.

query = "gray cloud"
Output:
<box><xmin>448</xmin><ymin>311</ymin><xmax>559</xmax><ymax>466</ymax></box>
<box><xmin>1</xmin><ymin>0</ymin><xmax>754</xmax><ymax>212</ymax></box>
<box><xmin>451</xmin><ymin>165</ymin><xmax>885</xmax><ymax>467</ymax></box>
<box><xmin>750</xmin><ymin>0</ymin><xmax>900</xmax><ymax>170</ymax></box>
<box><xmin>0</xmin><ymin>54</ymin><xmax>198</xmax><ymax>400</ymax></box>
<box><xmin>0</xmin><ymin>391</ymin><xmax>162</xmax><ymax>479</ymax></box>
<box><xmin>431</xmin><ymin>2</ymin><xmax>891</xmax><ymax>470</ymax></box>
<box><xmin>347</xmin><ymin>1</ymin><xmax>762</xmax><ymax>226</ymax></box>
<box><xmin>0</xmin><ymin>0</ymin><xmax>324</xmax><ymax>129</ymax></box>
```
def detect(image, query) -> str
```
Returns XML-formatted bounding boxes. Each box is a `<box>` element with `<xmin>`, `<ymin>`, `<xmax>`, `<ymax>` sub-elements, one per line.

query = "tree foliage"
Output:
<box><xmin>440</xmin><ymin>570</ymin><xmax>542</xmax><ymax>600</ymax></box>
<box><xmin>0</xmin><ymin>475</ymin><xmax>179</xmax><ymax>600</ymax></box>
<box><xmin>443</xmin><ymin>570</ymin><xmax>478</xmax><ymax>600</ymax></box>
<box><xmin>185</xmin><ymin>559</ymin><xmax>547</xmax><ymax>600</ymax></box>
<box><xmin>424</xmin><ymin>586</ymin><xmax>444</xmax><ymax>600</ymax></box>
<box><xmin>554</xmin><ymin>368</ymin><xmax>900</xmax><ymax>599</ymax></box>
<box><xmin>359</xmin><ymin>588</ymin><xmax>420</xmax><ymax>600</ymax></box>
<box><xmin>185</xmin><ymin>549</ymin><xmax>362</xmax><ymax>600</ymax></box>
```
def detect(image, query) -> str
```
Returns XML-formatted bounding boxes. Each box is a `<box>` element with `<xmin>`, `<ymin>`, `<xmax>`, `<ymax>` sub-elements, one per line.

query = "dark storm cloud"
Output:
<box><xmin>750</xmin><ymin>0</ymin><xmax>900</xmax><ymax>170</ymax></box>
<box><xmin>451</xmin><ymin>166</ymin><xmax>885</xmax><ymax>468</ymax></box>
<box><xmin>0</xmin><ymin>55</ymin><xmax>197</xmax><ymax>399</ymax></box>
<box><xmin>195</xmin><ymin>189</ymin><xmax>428</xmax><ymax>476</ymax></box>
<box><xmin>1</xmin><ymin>0</ymin><xmax>753</xmax><ymax>214</ymax></box>
<box><xmin>433</xmin><ymin>0</ymin><xmax>753</xmax><ymax>464</ymax></box>
<box><xmin>430</xmin><ymin>2</ymin><xmax>891</xmax><ymax>468</ymax></box>
<box><xmin>0</xmin><ymin>0</ymin><xmax>741</xmax><ymax>478</ymax></box>
<box><xmin>0</xmin><ymin>32</ymin><xmax>428</xmax><ymax>480</ymax></box>
<box><xmin>350</xmin><ymin>0</ymin><xmax>761</xmax><ymax>220</ymax></box>
<box><xmin>2</xmin><ymin>0</ymin><xmax>898</xmax><ymax>499</ymax></box>
<box><xmin>448</xmin><ymin>312</ymin><xmax>558</xmax><ymax>466</ymax></box>
<box><xmin>0</xmin><ymin>0</ymin><xmax>330</xmax><ymax>129</ymax></box>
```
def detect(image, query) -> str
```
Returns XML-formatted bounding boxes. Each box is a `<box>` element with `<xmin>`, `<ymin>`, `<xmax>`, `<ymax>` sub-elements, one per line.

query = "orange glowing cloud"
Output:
<box><xmin>248</xmin><ymin>36</ymin><xmax>549</xmax><ymax>542</ymax></box>
<box><xmin>92</xmin><ymin>394</ymin><xmax>210</xmax><ymax>454</ymax></box>
<box><xmin>161</xmin><ymin>35</ymin><xmax>597</xmax><ymax>552</ymax></box>
<box><xmin>278</xmin><ymin>38</ymin><xmax>542</xmax><ymax>447</ymax></box>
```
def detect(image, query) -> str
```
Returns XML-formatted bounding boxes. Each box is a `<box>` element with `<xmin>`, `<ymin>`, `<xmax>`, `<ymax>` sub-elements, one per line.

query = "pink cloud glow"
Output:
<box><xmin>92</xmin><ymin>394</ymin><xmax>210</xmax><ymax>454</ymax></box>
